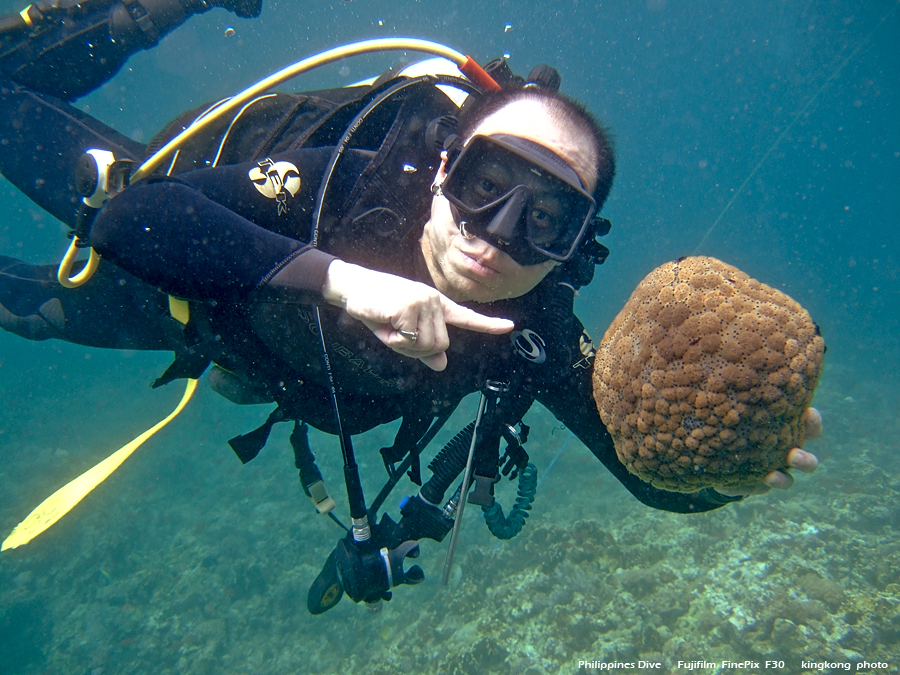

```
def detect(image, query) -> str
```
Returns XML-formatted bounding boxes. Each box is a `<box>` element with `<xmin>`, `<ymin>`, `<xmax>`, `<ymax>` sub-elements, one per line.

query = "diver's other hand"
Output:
<box><xmin>323</xmin><ymin>260</ymin><xmax>514</xmax><ymax>371</ymax></box>
<box><xmin>714</xmin><ymin>407</ymin><xmax>822</xmax><ymax>497</ymax></box>
<box><xmin>800</xmin><ymin>406</ymin><xmax>823</xmax><ymax>440</ymax></box>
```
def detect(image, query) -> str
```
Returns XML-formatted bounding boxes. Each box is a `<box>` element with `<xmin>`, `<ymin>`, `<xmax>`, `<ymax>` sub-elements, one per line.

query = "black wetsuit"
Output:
<box><xmin>0</xmin><ymin>18</ymin><xmax>734</xmax><ymax>515</ymax></box>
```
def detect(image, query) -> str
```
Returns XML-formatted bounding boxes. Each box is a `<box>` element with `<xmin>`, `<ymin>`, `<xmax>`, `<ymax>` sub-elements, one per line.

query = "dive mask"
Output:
<box><xmin>441</xmin><ymin>134</ymin><xmax>597</xmax><ymax>265</ymax></box>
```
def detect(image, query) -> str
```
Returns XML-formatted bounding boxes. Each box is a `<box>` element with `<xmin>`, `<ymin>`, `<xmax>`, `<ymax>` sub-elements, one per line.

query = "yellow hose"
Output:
<box><xmin>132</xmin><ymin>38</ymin><xmax>467</xmax><ymax>182</ymax></box>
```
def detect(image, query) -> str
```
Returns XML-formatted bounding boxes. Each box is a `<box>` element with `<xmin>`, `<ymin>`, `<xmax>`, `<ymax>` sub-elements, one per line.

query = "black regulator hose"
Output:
<box><xmin>420</xmin><ymin>421</ymin><xmax>475</xmax><ymax>505</ymax></box>
<box><xmin>481</xmin><ymin>462</ymin><xmax>537</xmax><ymax>540</ymax></box>
<box><xmin>419</xmin><ymin>385</ymin><xmax>535</xmax><ymax>506</ymax></box>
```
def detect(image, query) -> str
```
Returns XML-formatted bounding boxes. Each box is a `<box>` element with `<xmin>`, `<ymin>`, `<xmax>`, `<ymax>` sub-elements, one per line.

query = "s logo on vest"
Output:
<box><xmin>248</xmin><ymin>158</ymin><xmax>301</xmax><ymax>216</ymax></box>
<box><xmin>511</xmin><ymin>328</ymin><xmax>547</xmax><ymax>364</ymax></box>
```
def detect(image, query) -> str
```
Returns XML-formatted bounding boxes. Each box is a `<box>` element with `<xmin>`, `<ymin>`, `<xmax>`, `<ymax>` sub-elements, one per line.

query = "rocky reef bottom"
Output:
<box><xmin>1</xmin><ymin>357</ymin><xmax>897</xmax><ymax>675</ymax></box>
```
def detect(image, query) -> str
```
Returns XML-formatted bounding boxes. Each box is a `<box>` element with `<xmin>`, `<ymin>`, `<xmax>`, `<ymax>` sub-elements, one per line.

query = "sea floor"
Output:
<box><xmin>1</xmin><ymin>338</ymin><xmax>898</xmax><ymax>675</ymax></box>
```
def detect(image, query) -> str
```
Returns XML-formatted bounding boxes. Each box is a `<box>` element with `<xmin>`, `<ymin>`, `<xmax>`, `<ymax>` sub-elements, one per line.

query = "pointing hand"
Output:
<box><xmin>323</xmin><ymin>260</ymin><xmax>514</xmax><ymax>371</ymax></box>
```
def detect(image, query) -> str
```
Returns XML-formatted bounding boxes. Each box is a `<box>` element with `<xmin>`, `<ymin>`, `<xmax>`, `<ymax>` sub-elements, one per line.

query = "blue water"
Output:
<box><xmin>1</xmin><ymin>1</ymin><xmax>897</xmax><ymax>673</ymax></box>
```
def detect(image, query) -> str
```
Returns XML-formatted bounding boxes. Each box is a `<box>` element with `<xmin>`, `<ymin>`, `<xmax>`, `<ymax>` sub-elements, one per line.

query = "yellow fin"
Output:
<box><xmin>2</xmin><ymin>378</ymin><xmax>198</xmax><ymax>551</ymax></box>
<box><xmin>168</xmin><ymin>296</ymin><xmax>190</xmax><ymax>325</ymax></box>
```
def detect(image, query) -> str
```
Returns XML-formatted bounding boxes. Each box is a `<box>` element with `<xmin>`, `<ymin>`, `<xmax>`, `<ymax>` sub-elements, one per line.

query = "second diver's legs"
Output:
<box><xmin>0</xmin><ymin>81</ymin><xmax>147</xmax><ymax>227</ymax></box>
<box><xmin>0</xmin><ymin>0</ymin><xmax>265</xmax><ymax>225</ymax></box>
<box><xmin>0</xmin><ymin>0</ymin><xmax>262</xmax><ymax>349</ymax></box>
<box><xmin>0</xmin><ymin>255</ymin><xmax>184</xmax><ymax>350</ymax></box>
<box><xmin>0</xmin><ymin>0</ymin><xmax>262</xmax><ymax>101</ymax></box>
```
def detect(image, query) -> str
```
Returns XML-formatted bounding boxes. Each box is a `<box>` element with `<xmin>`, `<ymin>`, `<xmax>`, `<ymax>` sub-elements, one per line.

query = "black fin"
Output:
<box><xmin>228</xmin><ymin>407</ymin><xmax>285</xmax><ymax>464</ymax></box>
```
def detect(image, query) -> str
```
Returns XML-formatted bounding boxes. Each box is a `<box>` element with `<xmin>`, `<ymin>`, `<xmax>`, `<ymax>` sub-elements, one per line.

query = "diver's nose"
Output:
<box><xmin>484</xmin><ymin>187</ymin><xmax>529</xmax><ymax>245</ymax></box>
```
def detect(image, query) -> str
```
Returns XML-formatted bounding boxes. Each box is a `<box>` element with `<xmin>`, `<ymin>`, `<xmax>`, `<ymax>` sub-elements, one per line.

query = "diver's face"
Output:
<box><xmin>421</xmin><ymin>100</ymin><xmax>597</xmax><ymax>304</ymax></box>
<box><xmin>423</xmin><ymin>184</ymin><xmax>558</xmax><ymax>303</ymax></box>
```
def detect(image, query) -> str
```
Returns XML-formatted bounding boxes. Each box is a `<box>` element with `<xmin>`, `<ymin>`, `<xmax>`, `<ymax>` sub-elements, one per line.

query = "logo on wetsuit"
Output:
<box><xmin>511</xmin><ymin>327</ymin><xmax>597</xmax><ymax>369</ymax></box>
<box><xmin>248</xmin><ymin>158</ymin><xmax>301</xmax><ymax>216</ymax></box>
<box><xmin>511</xmin><ymin>328</ymin><xmax>547</xmax><ymax>364</ymax></box>
<box><xmin>572</xmin><ymin>329</ymin><xmax>596</xmax><ymax>370</ymax></box>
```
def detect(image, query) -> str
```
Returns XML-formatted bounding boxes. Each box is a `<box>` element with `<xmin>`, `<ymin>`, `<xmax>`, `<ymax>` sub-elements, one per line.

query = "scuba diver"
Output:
<box><xmin>0</xmin><ymin>0</ymin><xmax>819</xmax><ymax>613</ymax></box>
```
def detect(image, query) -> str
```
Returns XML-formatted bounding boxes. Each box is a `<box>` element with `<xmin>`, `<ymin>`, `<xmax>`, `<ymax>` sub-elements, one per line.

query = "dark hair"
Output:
<box><xmin>454</xmin><ymin>87</ymin><xmax>616</xmax><ymax>210</ymax></box>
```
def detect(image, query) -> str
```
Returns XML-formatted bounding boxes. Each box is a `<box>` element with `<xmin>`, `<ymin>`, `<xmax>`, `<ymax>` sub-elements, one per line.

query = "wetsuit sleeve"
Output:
<box><xmin>90</xmin><ymin>150</ymin><xmax>337</xmax><ymax>302</ymax></box>
<box><xmin>532</xmin><ymin>319</ymin><xmax>740</xmax><ymax>514</ymax></box>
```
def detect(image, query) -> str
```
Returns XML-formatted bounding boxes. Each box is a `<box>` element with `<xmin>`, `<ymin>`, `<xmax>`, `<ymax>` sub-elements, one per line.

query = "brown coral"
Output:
<box><xmin>592</xmin><ymin>256</ymin><xmax>825</xmax><ymax>493</ymax></box>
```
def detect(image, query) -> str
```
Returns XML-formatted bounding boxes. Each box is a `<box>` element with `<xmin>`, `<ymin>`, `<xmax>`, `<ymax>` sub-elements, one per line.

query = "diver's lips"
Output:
<box><xmin>460</xmin><ymin>252</ymin><xmax>501</xmax><ymax>278</ymax></box>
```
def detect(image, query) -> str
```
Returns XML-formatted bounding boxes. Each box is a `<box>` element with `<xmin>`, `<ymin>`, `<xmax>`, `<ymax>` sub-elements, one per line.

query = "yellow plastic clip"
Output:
<box><xmin>57</xmin><ymin>238</ymin><xmax>101</xmax><ymax>288</ymax></box>
<box><xmin>19</xmin><ymin>5</ymin><xmax>34</xmax><ymax>28</ymax></box>
<box><xmin>168</xmin><ymin>296</ymin><xmax>190</xmax><ymax>325</ymax></box>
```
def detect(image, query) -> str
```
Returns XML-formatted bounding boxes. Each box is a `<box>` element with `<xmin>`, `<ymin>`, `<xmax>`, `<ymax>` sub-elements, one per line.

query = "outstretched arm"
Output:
<box><xmin>92</xmin><ymin>179</ymin><xmax>336</xmax><ymax>302</ymax></box>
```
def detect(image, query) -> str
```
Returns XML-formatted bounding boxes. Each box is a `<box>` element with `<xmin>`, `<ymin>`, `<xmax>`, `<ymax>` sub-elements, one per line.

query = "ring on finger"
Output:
<box><xmin>398</xmin><ymin>329</ymin><xmax>419</xmax><ymax>342</ymax></box>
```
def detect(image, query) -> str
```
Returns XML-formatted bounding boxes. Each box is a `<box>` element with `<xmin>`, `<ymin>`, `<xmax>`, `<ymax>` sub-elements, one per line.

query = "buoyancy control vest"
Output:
<box><xmin>144</xmin><ymin>73</ymin><xmax>463</xmax><ymax>266</ymax></box>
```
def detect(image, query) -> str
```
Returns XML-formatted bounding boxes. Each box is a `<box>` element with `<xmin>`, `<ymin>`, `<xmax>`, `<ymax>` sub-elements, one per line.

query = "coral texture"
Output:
<box><xmin>593</xmin><ymin>256</ymin><xmax>825</xmax><ymax>492</ymax></box>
